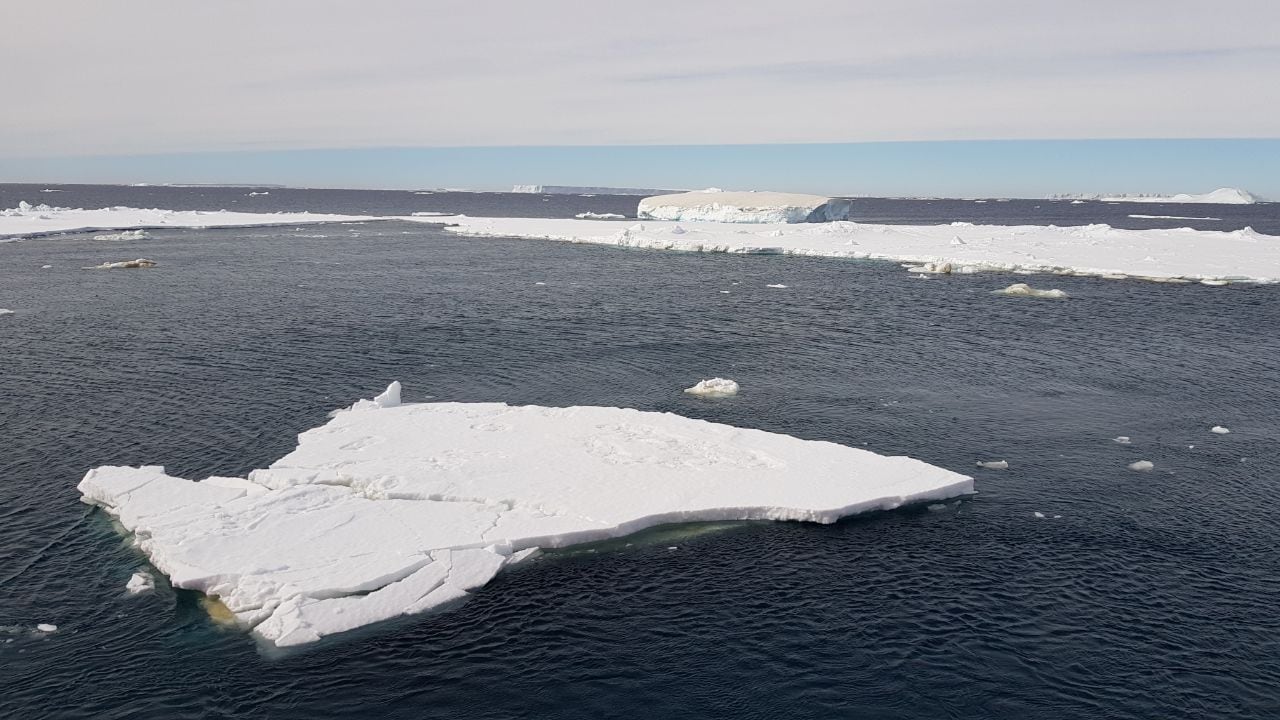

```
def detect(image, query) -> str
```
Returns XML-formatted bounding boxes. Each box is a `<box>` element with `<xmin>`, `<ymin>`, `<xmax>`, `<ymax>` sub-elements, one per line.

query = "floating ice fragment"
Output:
<box><xmin>1113</xmin><ymin>436</ymin><xmax>1131</xmax><ymax>444</ymax></box>
<box><xmin>683</xmin><ymin>378</ymin><xmax>739</xmax><ymax>397</ymax></box>
<box><xmin>41</xmin><ymin>264</ymin><xmax>52</xmax><ymax>269</ymax></box>
<box><xmin>637</xmin><ymin>190</ymin><xmax>851</xmax><ymax>223</ymax></box>
<box><xmin>1034</xmin><ymin>511</ymin><xmax>1045</xmax><ymax>518</ymax></box>
<box><xmin>994</xmin><ymin>283</ymin><xmax>1068</xmax><ymax>299</ymax></box>
<box><xmin>77</xmin><ymin>383</ymin><xmax>972</xmax><ymax>647</ymax></box>
<box><xmin>1128</xmin><ymin>460</ymin><xmax>1154</xmax><ymax>471</ymax></box>
<box><xmin>574</xmin><ymin>212</ymin><xmax>625</xmax><ymax>220</ymax></box>
<box><xmin>36</xmin><ymin>624</ymin><xmax>57</xmax><ymax>633</ymax></box>
<box><xmin>90</xmin><ymin>258</ymin><xmax>157</xmax><ymax>269</ymax></box>
<box><xmin>0</xmin><ymin>309</ymin><xmax>13</xmax><ymax>316</ymax></box>
<box><xmin>976</xmin><ymin>460</ymin><xmax>1009</xmax><ymax>470</ymax></box>
<box><xmin>126</xmin><ymin>571</ymin><xmax>155</xmax><ymax>594</ymax></box>
<box><xmin>766</xmin><ymin>284</ymin><xmax>788</xmax><ymax>289</ymax></box>
<box><xmin>927</xmin><ymin>504</ymin><xmax>948</xmax><ymax>512</ymax></box>
<box><xmin>93</xmin><ymin>230</ymin><xmax>149</xmax><ymax>241</ymax></box>
<box><xmin>1210</xmin><ymin>426</ymin><xmax>1230</xmax><ymax>434</ymax></box>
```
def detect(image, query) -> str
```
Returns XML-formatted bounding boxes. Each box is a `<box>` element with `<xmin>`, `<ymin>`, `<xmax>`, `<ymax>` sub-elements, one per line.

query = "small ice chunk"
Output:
<box><xmin>1033</xmin><ymin>511</ymin><xmax>1045</xmax><ymax>518</ymax></box>
<box><xmin>994</xmin><ymin>283</ymin><xmax>1068</xmax><ymax>299</ymax></box>
<box><xmin>126</xmin><ymin>571</ymin><xmax>156</xmax><ymax>594</ymax></box>
<box><xmin>93</xmin><ymin>230</ymin><xmax>149</xmax><ymax>241</ymax></box>
<box><xmin>1210</xmin><ymin>426</ymin><xmax>1230</xmax><ymax>434</ymax></box>
<box><xmin>91</xmin><ymin>258</ymin><xmax>157</xmax><ymax>269</ymax></box>
<box><xmin>927</xmin><ymin>503</ymin><xmax>948</xmax><ymax>512</ymax></box>
<box><xmin>41</xmin><ymin>264</ymin><xmax>52</xmax><ymax>269</ymax></box>
<box><xmin>0</xmin><ymin>309</ymin><xmax>13</xmax><ymax>316</ymax></box>
<box><xmin>574</xmin><ymin>212</ymin><xmax>625</xmax><ymax>220</ymax></box>
<box><xmin>1128</xmin><ymin>460</ymin><xmax>1154</xmax><ymax>471</ymax></box>
<box><xmin>1113</xmin><ymin>436</ymin><xmax>1131</xmax><ymax>445</ymax></box>
<box><xmin>36</xmin><ymin>623</ymin><xmax>57</xmax><ymax>633</ymax></box>
<box><xmin>683</xmin><ymin>378</ymin><xmax>740</xmax><ymax>397</ymax></box>
<box><xmin>976</xmin><ymin>460</ymin><xmax>1008</xmax><ymax>470</ymax></box>
<box><xmin>534</xmin><ymin>282</ymin><xmax>546</xmax><ymax>285</ymax></box>
<box><xmin>766</xmin><ymin>284</ymin><xmax>788</xmax><ymax>289</ymax></box>
<box><xmin>667</xmin><ymin>546</ymin><xmax>678</xmax><ymax>551</ymax></box>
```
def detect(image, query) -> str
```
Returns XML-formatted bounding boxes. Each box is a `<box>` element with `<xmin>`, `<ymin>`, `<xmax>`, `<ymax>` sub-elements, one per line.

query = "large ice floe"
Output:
<box><xmin>78</xmin><ymin>383</ymin><xmax>972</xmax><ymax>648</ymax></box>
<box><xmin>637</xmin><ymin>190</ymin><xmax>853</xmax><ymax>223</ymax></box>
<box><xmin>0</xmin><ymin>202</ymin><xmax>373</xmax><ymax>239</ymax></box>
<box><xmin>1056</xmin><ymin>188</ymin><xmax>1260</xmax><ymax>204</ymax></box>
<box><xmin>412</xmin><ymin>216</ymin><xmax>1280</xmax><ymax>284</ymax></box>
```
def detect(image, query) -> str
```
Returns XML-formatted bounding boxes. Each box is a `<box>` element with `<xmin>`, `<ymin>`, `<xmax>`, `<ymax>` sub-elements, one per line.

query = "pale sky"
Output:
<box><xmin>5</xmin><ymin>0</ymin><xmax>1279</xmax><ymax>158</ymax></box>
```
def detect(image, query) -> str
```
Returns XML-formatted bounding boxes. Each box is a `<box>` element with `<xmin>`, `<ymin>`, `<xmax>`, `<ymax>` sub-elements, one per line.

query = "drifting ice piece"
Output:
<box><xmin>126</xmin><ymin>571</ymin><xmax>155</xmax><ymax>594</ymax></box>
<box><xmin>78</xmin><ymin>383</ymin><xmax>972</xmax><ymax>648</ymax></box>
<box><xmin>1210</xmin><ymin>426</ymin><xmax>1230</xmax><ymax>434</ymax></box>
<box><xmin>994</xmin><ymin>283</ymin><xmax>1068</xmax><ymax>299</ymax></box>
<box><xmin>637</xmin><ymin>190</ymin><xmax>852</xmax><ymax>224</ymax></box>
<box><xmin>683</xmin><ymin>378</ymin><xmax>740</xmax><ymax>397</ymax></box>
<box><xmin>976</xmin><ymin>460</ymin><xmax>1009</xmax><ymax>470</ymax></box>
<box><xmin>1128</xmin><ymin>460</ymin><xmax>1154</xmax><ymax>471</ymax></box>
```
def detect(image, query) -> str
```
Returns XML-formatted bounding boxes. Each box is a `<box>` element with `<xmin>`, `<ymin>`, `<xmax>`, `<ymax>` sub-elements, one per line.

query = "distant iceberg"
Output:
<box><xmin>513</xmin><ymin>185</ymin><xmax>673</xmax><ymax>196</ymax></box>
<box><xmin>78</xmin><ymin>383</ymin><xmax>972</xmax><ymax>648</ymax></box>
<box><xmin>637</xmin><ymin>190</ymin><xmax>853</xmax><ymax>223</ymax></box>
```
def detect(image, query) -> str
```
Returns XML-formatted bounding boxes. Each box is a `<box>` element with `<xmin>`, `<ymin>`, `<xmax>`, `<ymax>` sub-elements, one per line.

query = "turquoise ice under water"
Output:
<box><xmin>1</xmin><ymin>188</ymin><xmax>1278</xmax><ymax>719</ymax></box>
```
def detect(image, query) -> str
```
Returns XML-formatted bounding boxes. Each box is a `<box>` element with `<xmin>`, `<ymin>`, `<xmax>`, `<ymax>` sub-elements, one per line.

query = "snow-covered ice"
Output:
<box><xmin>0</xmin><ymin>309</ymin><xmax>13</xmax><ymax>316</ymax></box>
<box><xmin>766</xmin><ymin>283</ymin><xmax>788</xmax><ymax>289</ymax></box>
<box><xmin>975</xmin><ymin>460</ymin><xmax>1008</xmax><ymax>470</ymax></box>
<box><xmin>1211</xmin><ymin>426</ymin><xmax>1230</xmax><ymax>434</ymax></box>
<box><xmin>0</xmin><ymin>203</ymin><xmax>374</xmax><ymax>240</ymax></box>
<box><xmin>683</xmin><ymin>378</ymin><xmax>740</xmax><ymax>397</ymax></box>
<box><xmin>78</xmin><ymin>383</ymin><xmax>972</xmax><ymax>648</ymax></box>
<box><xmin>36</xmin><ymin>624</ymin><xmax>57</xmax><ymax>633</ymax></box>
<box><xmin>412</xmin><ymin>215</ymin><xmax>1280</xmax><ymax>284</ymax></box>
<box><xmin>94</xmin><ymin>230</ymin><xmax>149</xmax><ymax>241</ymax></box>
<box><xmin>1114</xmin><ymin>436</ymin><xmax>1132</xmax><ymax>445</ymax></box>
<box><xmin>1128</xmin><ymin>460</ymin><xmax>1154</xmax><ymax>471</ymax></box>
<box><xmin>993</xmin><ymin>283</ymin><xmax>1068</xmax><ymax>299</ymax></box>
<box><xmin>126</xmin><ymin>571</ymin><xmax>156</xmax><ymax>594</ymax></box>
<box><xmin>637</xmin><ymin>190</ymin><xmax>853</xmax><ymax>223</ymax></box>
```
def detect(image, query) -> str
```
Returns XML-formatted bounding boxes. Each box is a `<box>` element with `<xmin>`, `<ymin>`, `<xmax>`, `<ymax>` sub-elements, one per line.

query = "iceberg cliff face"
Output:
<box><xmin>78</xmin><ymin>384</ymin><xmax>972</xmax><ymax>648</ymax></box>
<box><xmin>638</xmin><ymin>190</ymin><xmax>853</xmax><ymax>223</ymax></box>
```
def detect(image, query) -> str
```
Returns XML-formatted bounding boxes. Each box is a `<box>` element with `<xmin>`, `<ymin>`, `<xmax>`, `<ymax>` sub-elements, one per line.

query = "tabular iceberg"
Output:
<box><xmin>637</xmin><ymin>190</ymin><xmax>853</xmax><ymax>223</ymax></box>
<box><xmin>78</xmin><ymin>383</ymin><xmax>972</xmax><ymax>648</ymax></box>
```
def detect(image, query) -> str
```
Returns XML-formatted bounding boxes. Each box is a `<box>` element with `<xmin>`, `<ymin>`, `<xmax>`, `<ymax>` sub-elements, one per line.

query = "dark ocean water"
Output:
<box><xmin>1</xmin><ymin>187</ymin><xmax>1278</xmax><ymax>719</ymax></box>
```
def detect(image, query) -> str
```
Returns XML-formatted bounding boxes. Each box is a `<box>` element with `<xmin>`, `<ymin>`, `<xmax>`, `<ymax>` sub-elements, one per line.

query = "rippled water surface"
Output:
<box><xmin>1</xmin><ymin>188</ymin><xmax>1278</xmax><ymax>719</ymax></box>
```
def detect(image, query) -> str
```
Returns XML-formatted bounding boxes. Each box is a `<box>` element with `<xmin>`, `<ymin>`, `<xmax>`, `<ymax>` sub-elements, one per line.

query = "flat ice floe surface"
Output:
<box><xmin>0</xmin><ymin>202</ymin><xmax>372</xmax><ymax>239</ymax></box>
<box><xmin>413</xmin><ymin>215</ymin><xmax>1280</xmax><ymax>283</ymax></box>
<box><xmin>78</xmin><ymin>384</ymin><xmax>972</xmax><ymax>648</ymax></box>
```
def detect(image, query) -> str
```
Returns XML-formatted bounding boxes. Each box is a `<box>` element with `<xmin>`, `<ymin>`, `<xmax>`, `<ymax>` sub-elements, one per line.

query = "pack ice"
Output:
<box><xmin>78</xmin><ymin>383</ymin><xmax>972</xmax><ymax>648</ymax></box>
<box><xmin>637</xmin><ymin>190</ymin><xmax>853</xmax><ymax>223</ymax></box>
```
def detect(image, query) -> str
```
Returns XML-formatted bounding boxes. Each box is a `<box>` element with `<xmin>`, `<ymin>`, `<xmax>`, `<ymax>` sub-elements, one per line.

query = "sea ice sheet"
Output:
<box><xmin>412</xmin><ymin>215</ymin><xmax>1280</xmax><ymax>284</ymax></box>
<box><xmin>78</xmin><ymin>384</ymin><xmax>972</xmax><ymax>648</ymax></box>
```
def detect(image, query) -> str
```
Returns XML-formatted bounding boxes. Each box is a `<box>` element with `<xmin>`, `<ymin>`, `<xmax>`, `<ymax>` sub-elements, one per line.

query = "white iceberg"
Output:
<box><xmin>1128</xmin><ymin>460</ymin><xmax>1154</xmax><ymax>471</ymax></box>
<box><xmin>574</xmin><ymin>212</ymin><xmax>627</xmax><ymax>220</ymax></box>
<box><xmin>994</xmin><ymin>283</ymin><xmax>1068</xmax><ymax>299</ymax></box>
<box><xmin>683</xmin><ymin>378</ymin><xmax>740</xmax><ymax>397</ymax></box>
<box><xmin>637</xmin><ymin>190</ymin><xmax>852</xmax><ymax>224</ymax></box>
<box><xmin>0</xmin><ymin>309</ymin><xmax>13</xmax><ymax>316</ymax></box>
<box><xmin>975</xmin><ymin>460</ymin><xmax>1008</xmax><ymax>470</ymax></box>
<box><xmin>36</xmin><ymin>624</ymin><xmax>57</xmax><ymax>633</ymax></box>
<box><xmin>77</xmin><ymin>383</ymin><xmax>972</xmax><ymax>648</ymax></box>
<box><xmin>1113</xmin><ymin>436</ymin><xmax>1132</xmax><ymax>445</ymax></box>
<box><xmin>1211</xmin><ymin>426</ymin><xmax>1230</xmax><ymax>434</ymax></box>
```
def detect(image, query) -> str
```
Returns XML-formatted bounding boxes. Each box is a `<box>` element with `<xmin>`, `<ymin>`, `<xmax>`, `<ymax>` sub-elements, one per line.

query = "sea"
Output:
<box><xmin>1</xmin><ymin>185</ymin><xmax>1278</xmax><ymax>719</ymax></box>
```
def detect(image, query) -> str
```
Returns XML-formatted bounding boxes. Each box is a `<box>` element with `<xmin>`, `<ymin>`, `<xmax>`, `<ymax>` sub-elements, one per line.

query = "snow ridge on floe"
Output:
<box><xmin>78</xmin><ymin>384</ymin><xmax>972</xmax><ymax>648</ymax></box>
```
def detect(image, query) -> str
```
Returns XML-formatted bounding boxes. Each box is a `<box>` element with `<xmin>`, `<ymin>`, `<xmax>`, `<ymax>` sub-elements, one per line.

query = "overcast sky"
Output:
<box><xmin>3</xmin><ymin>1</ymin><xmax>1278</xmax><ymax>193</ymax></box>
